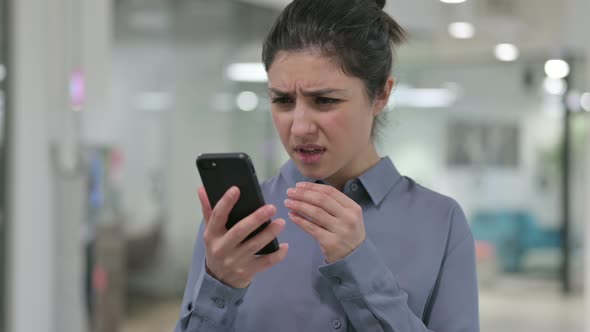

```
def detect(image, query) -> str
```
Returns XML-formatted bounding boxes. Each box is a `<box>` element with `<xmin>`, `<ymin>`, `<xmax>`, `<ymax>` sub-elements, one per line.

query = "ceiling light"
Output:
<box><xmin>236</xmin><ymin>91</ymin><xmax>259</xmax><ymax>111</ymax></box>
<box><xmin>543</xmin><ymin>77</ymin><xmax>567</xmax><ymax>96</ymax></box>
<box><xmin>0</xmin><ymin>64</ymin><xmax>6</xmax><ymax>82</ymax></box>
<box><xmin>581</xmin><ymin>92</ymin><xmax>590</xmax><ymax>112</ymax></box>
<box><xmin>448</xmin><ymin>22</ymin><xmax>475</xmax><ymax>39</ymax></box>
<box><xmin>390</xmin><ymin>84</ymin><xmax>457</xmax><ymax>108</ymax></box>
<box><xmin>544</xmin><ymin>59</ymin><xmax>570</xmax><ymax>79</ymax></box>
<box><xmin>494</xmin><ymin>44</ymin><xmax>519</xmax><ymax>62</ymax></box>
<box><xmin>440</xmin><ymin>0</ymin><xmax>466</xmax><ymax>3</ymax></box>
<box><xmin>227</xmin><ymin>63</ymin><xmax>267</xmax><ymax>83</ymax></box>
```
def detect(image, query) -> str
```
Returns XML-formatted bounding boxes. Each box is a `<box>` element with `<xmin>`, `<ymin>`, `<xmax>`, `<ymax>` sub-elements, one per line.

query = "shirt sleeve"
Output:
<box><xmin>174</xmin><ymin>222</ymin><xmax>248</xmax><ymax>332</ymax></box>
<box><xmin>318</xmin><ymin>204</ymin><xmax>480</xmax><ymax>332</ymax></box>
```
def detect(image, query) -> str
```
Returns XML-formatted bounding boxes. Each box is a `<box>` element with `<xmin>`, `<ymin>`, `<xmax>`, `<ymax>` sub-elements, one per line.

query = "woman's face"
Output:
<box><xmin>268</xmin><ymin>50</ymin><xmax>392</xmax><ymax>187</ymax></box>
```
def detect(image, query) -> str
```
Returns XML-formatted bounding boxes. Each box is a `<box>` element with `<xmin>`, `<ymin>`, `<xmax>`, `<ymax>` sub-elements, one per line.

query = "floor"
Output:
<box><xmin>122</xmin><ymin>276</ymin><xmax>585</xmax><ymax>332</ymax></box>
<box><xmin>479</xmin><ymin>276</ymin><xmax>583</xmax><ymax>332</ymax></box>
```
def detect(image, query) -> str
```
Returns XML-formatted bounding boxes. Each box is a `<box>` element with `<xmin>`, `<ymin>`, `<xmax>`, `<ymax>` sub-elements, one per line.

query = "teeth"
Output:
<box><xmin>301</xmin><ymin>148</ymin><xmax>321</xmax><ymax>153</ymax></box>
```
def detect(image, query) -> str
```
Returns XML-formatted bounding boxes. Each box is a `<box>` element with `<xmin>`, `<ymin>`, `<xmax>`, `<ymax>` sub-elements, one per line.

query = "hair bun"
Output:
<box><xmin>375</xmin><ymin>0</ymin><xmax>386</xmax><ymax>10</ymax></box>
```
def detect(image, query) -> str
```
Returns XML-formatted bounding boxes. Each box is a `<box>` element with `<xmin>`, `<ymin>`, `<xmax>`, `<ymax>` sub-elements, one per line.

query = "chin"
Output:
<box><xmin>298</xmin><ymin>168</ymin><xmax>326</xmax><ymax>181</ymax></box>
<box><xmin>292</xmin><ymin>159</ymin><xmax>331</xmax><ymax>181</ymax></box>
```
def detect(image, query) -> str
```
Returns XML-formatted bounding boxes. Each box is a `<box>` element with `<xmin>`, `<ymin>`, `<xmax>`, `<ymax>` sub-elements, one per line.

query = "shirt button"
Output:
<box><xmin>332</xmin><ymin>319</ymin><xmax>342</xmax><ymax>329</ymax></box>
<box><xmin>214</xmin><ymin>298</ymin><xmax>225</xmax><ymax>308</ymax></box>
<box><xmin>331</xmin><ymin>277</ymin><xmax>342</xmax><ymax>285</ymax></box>
<box><xmin>350</xmin><ymin>182</ymin><xmax>358</xmax><ymax>191</ymax></box>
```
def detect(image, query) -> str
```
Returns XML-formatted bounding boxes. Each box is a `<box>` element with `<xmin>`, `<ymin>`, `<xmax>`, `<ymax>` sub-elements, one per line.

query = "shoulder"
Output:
<box><xmin>389</xmin><ymin>176</ymin><xmax>471</xmax><ymax>243</ymax></box>
<box><xmin>394</xmin><ymin>176</ymin><xmax>462</xmax><ymax>215</ymax></box>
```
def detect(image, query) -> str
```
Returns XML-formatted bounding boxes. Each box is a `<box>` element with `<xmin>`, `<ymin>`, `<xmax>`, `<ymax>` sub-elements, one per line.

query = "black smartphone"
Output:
<box><xmin>196</xmin><ymin>152</ymin><xmax>279</xmax><ymax>255</ymax></box>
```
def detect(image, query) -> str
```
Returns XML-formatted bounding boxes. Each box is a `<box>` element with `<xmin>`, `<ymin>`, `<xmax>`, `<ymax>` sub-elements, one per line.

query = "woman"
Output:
<box><xmin>175</xmin><ymin>0</ymin><xmax>479</xmax><ymax>331</ymax></box>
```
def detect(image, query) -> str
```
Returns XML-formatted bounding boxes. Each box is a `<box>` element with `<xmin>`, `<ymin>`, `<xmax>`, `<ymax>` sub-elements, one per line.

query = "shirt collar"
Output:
<box><xmin>279</xmin><ymin>156</ymin><xmax>402</xmax><ymax>206</ymax></box>
<box><xmin>357</xmin><ymin>157</ymin><xmax>402</xmax><ymax>206</ymax></box>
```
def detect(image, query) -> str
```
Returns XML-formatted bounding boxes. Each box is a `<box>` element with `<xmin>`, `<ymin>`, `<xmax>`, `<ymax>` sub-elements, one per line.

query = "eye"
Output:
<box><xmin>316</xmin><ymin>97</ymin><xmax>340</xmax><ymax>105</ymax></box>
<box><xmin>271</xmin><ymin>96</ymin><xmax>294</xmax><ymax>104</ymax></box>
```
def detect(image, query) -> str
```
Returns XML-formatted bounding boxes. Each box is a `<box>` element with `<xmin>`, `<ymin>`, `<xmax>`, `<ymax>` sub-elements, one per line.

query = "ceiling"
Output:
<box><xmin>113</xmin><ymin>0</ymin><xmax>589</xmax><ymax>66</ymax></box>
<box><xmin>236</xmin><ymin>0</ymin><xmax>590</xmax><ymax>61</ymax></box>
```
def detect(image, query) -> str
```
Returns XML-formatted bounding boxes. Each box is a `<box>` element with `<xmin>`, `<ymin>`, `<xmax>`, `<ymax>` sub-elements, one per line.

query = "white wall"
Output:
<box><xmin>8</xmin><ymin>0</ymin><xmax>112</xmax><ymax>331</ymax></box>
<box><xmin>8</xmin><ymin>0</ymin><xmax>55</xmax><ymax>330</ymax></box>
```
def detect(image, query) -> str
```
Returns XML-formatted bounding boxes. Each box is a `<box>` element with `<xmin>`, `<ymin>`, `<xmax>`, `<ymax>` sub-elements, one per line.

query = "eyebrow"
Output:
<box><xmin>269</xmin><ymin>88</ymin><xmax>346</xmax><ymax>97</ymax></box>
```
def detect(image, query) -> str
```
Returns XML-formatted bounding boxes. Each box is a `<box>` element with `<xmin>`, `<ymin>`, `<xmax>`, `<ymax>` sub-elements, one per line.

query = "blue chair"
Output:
<box><xmin>470</xmin><ymin>210</ymin><xmax>561</xmax><ymax>272</ymax></box>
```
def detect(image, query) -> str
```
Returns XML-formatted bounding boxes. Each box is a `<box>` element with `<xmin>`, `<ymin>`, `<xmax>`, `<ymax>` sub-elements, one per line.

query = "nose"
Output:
<box><xmin>291</xmin><ymin>102</ymin><xmax>317</xmax><ymax>138</ymax></box>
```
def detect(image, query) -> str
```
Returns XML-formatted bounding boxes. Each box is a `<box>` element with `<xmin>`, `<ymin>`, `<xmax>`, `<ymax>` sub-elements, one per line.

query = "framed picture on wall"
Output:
<box><xmin>446</xmin><ymin>121</ymin><xmax>519</xmax><ymax>168</ymax></box>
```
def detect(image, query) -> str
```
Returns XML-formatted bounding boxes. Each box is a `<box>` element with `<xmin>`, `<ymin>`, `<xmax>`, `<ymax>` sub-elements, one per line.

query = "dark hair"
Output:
<box><xmin>262</xmin><ymin>0</ymin><xmax>406</xmax><ymax>138</ymax></box>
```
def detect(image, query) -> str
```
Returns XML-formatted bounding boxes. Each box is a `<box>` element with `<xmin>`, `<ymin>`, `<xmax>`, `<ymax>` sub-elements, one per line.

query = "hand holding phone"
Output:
<box><xmin>196</xmin><ymin>153</ymin><xmax>289</xmax><ymax>288</ymax></box>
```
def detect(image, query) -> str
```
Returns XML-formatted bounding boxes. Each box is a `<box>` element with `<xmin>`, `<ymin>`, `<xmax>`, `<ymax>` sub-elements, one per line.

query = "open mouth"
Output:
<box><xmin>294</xmin><ymin>145</ymin><xmax>326</xmax><ymax>164</ymax></box>
<box><xmin>297</xmin><ymin>147</ymin><xmax>325</xmax><ymax>154</ymax></box>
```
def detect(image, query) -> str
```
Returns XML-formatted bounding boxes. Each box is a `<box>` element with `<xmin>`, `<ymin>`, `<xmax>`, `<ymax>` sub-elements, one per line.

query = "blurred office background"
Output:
<box><xmin>1</xmin><ymin>0</ymin><xmax>589</xmax><ymax>331</ymax></box>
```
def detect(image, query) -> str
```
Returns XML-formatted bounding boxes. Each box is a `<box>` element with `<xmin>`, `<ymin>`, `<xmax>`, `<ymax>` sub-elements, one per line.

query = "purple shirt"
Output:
<box><xmin>175</xmin><ymin>157</ymin><xmax>480</xmax><ymax>331</ymax></box>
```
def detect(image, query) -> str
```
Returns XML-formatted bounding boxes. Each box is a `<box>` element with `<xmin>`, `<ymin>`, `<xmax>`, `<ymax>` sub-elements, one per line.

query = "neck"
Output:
<box><xmin>326</xmin><ymin>143</ymin><xmax>380</xmax><ymax>190</ymax></box>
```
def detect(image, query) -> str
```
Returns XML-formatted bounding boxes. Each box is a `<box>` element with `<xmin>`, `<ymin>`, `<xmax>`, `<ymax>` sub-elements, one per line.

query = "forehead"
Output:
<box><xmin>267</xmin><ymin>50</ymin><xmax>358</xmax><ymax>91</ymax></box>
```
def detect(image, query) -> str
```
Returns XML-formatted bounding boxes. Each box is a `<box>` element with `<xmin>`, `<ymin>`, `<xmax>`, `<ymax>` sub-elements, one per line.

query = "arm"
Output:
<box><xmin>319</xmin><ymin>205</ymin><xmax>480</xmax><ymax>332</ymax></box>
<box><xmin>174</xmin><ymin>222</ymin><xmax>248</xmax><ymax>332</ymax></box>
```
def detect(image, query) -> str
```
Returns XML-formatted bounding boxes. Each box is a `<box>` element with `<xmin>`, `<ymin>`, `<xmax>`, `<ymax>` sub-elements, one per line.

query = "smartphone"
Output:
<box><xmin>196</xmin><ymin>153</ymin><xmax>279</xmax><ymax>255</ymax></box>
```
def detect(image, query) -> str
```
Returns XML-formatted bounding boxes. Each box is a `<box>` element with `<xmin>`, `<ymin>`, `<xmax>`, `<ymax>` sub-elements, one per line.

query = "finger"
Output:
<box><xmin>295</xmin><ymin>182</ymin><xmax>355</xmax><ymax>208</ymax></box>
<box><xmin>224</xmin><ymin>204</ymin><xmax>277</xmax><ymax>246</ymax></box>
<box><xmin>236</xmin><ymin>218</ymin><xmax>286</xmax><ymax>256</ymax></box>
<box><xmin>198</xmin><ymin>187</ymin><xmax>212</xmax><ymax>225</ymax></box>
<box><xmin>208</xmin><ymin>186</ymin><xmax>240</xmax><ymax>236</ymax></box>
<box><xmin>284</xmin><ymin>199</ymin><xmax>336</xmax><ymax>232</ymax></box>
<box><xmin>288</xmin><ymin>211</ymin><xmax>331</xmax><ymax>241</ymax></box>
<box><xmin>286</xmin><ymin>187</ymin><xmax>341</xmax><ymax>217</ymax></box>
<box><xmin>251</xmin><ymin>243</ymin><xmax>289</xmax><ymax>274</ymax></box>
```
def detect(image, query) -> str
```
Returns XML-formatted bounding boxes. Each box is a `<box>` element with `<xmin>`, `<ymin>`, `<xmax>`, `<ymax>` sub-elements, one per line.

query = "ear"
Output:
<box><xmin>372</xmin><ymin>76</ymin><xmax>395</xmax><ymax>116</ymax></box>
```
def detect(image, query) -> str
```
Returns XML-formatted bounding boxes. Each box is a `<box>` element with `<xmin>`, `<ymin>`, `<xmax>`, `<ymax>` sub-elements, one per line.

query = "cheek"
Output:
<box><xmin>319</xmin><ymin>112</ymin><xmax>356</xmax><ymax>149</ymax></box>
<box><xmin>352</xmin><ymin>105</ymin><xmax>376</xmax><ymax>138</ymax></box>
<box><xmin>271</xmin><ymin>112</ymin><xmax>291</xmax><ymax>140</ymax></box>
<box><xmin>324</xmin><ymin>107</ymin><xmax>373</xmax><ymax>142</ymax></box>
<box><xmin>323</xmin><ymin>113</ymin><xmax>348</xmax><ymax>134</ymax></box>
